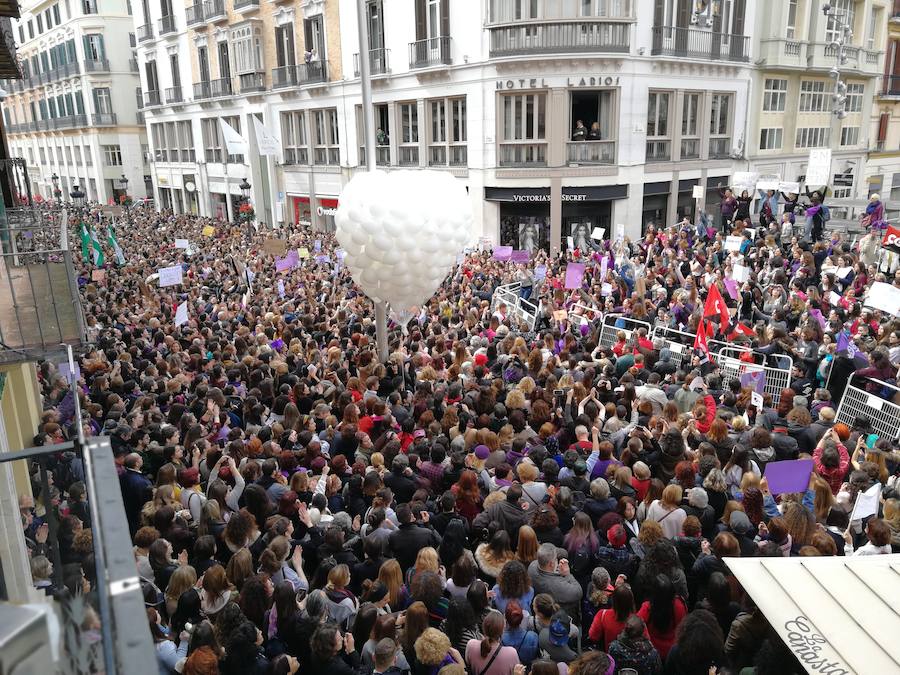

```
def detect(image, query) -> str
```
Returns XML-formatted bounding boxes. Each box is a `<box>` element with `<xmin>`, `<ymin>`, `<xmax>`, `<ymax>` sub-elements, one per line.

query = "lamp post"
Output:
<box><xmin>237</xmin><ymin>178</ymin><xmax>252</xmax><ymax>225</ymax></box>
<box><xmin>119</xmin><ymin>174</ymin><xmax>129</xmax><ymax>207</ymax></box>
<box><xmin>70</xmin><ymin>184</ymin><xmax>85</xmax><ymax>208</ymax></box>
<box><xmin>51</xmin><ymin>173</ymin><xmax>62</xmax><ymax>201</ymax></box>
<box><xmin>823</xmin><ymin>2</ymin><xmax>851</xmax><ymax>120</ymax></box>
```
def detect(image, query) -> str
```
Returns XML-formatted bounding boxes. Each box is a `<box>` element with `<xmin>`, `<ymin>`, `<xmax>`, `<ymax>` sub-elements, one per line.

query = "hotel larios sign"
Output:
<box><xmin>496</xmin><ymin>76</ymin><xmax>621</xmax><ymax>89</ymax></box>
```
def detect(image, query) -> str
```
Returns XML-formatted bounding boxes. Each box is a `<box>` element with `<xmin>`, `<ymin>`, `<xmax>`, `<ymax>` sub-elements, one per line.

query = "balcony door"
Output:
<box><xmin>275</xmin><ymin>24</ymin><xmax>295</xmax><ymax>68</ymax></box>
<box><xmin>218</xmin><ymin>41</ymin><xmax>231</xmax><ymax>80</ymax></box>
<box><xmin>198</xmin><ymin>46</ymin><xmax>210</xmax><ymax>83</ymax></box>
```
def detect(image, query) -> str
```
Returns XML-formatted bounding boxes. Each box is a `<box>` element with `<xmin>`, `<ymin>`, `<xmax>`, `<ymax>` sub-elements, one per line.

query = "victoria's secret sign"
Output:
<box><xmin>496</xmin><ymin>76</ymin><xmax>621</xmax><ymax>89</ymax></box>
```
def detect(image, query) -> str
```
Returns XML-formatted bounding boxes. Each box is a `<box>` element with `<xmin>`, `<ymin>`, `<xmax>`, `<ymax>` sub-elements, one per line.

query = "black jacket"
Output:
<box><xmin>306</xmin><ymin>651</ymin><xmax>362</xmax><ymax>675</ymax></box>
<box><xmin>384</xmin><ymin>470</ymin><xmax>418</xmax><ymax>505</ymax></box>
<box><xmin>388</xmin><ymin>523</ymin><xmax>441</xmax><ymax>572</ymax></box>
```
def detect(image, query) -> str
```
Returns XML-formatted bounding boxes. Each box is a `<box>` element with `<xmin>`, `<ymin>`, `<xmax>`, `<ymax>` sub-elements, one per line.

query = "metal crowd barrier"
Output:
<box><xmin>491</xmin><ymin>281</ymin><xmax>542</xmax><ymax>331</ymax></box>
<box><xmin>651</xmin><ymin>325</ymin><xmax>697</xmax><ymax>370</ymax></box>
<box><xmin>834</xmin><ymin>374</ymin><xmax>900</xmax><ymax>441</ymax></box>
<box><xmin>598</xmin><ymin>314</ymin><xmax>652</xmax><ymax>350</ymax></box>
<box><xmin>567</xmin><ymin>303</ymin><xmax>603</xmax><ymax>326</ymax></box>
<box><xmin>715</xmin><ymin>346</ymin><xmax>793</xmax><ymax>406</ymax></box>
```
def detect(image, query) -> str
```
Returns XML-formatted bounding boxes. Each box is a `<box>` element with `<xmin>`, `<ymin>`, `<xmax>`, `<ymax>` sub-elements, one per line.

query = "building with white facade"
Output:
<box><xmin>1</xmin><ymin>0</ymin><xmax>149</xmax><ymax>203</ymax></box>
<box><xmin>136</xmin><ymin>0</ymin><xmax>885</xmax><ymax>249</ymax></box>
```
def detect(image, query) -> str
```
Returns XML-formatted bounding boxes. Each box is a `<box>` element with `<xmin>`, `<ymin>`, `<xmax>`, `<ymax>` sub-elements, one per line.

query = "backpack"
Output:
<box><xmin>821</xmin><ymin>204</ymin><xmax>831</xmax><ymax>222</ymax></box>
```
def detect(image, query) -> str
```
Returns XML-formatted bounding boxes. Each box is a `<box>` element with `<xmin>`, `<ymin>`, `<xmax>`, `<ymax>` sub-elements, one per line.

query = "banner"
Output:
<box><xmin>219</xmin><ymin>118</ymin><xmax>248</xmax><ymax>156</ymax></box>
<box><xmin>756</xmin><ymin>174</ymin><xmax>781</xmax><ymax>191</ymax></box>
<box><xmin>158</xmin><ymin>264</ymin><xmax>183</xmax><ymax>287</ymax></box>
<box><xmin>778</xmin><ymin>181</ymin><xmax>801</xmax><ymax>194</ymax></box>
<box><xmin>882</xmin><ymin>224</ymin><xmax>900</xmax><ymax>253</ymax></box>
<box><xmin>805</xmin><ymin>148</ymin><xmax>832</xmax><ymax>188</ymax></box>
<box><xmin>253</xmin><ymin>116</ymin><xmax>281</xmax><ymax>156</ymax></box>
<box><xmin>731</xmin><ymin>171</ymin><xmax>758</xmax><ymax>192</ymax></box>
<box><xmin>493</xmin><ymin>246</ymin><xmax>512</xmax><ymax>261</ymax></box>
<box><xmin>510</xmin><ymin>250</ymin><xmax>530</xmax><ymax>264</ymax></box>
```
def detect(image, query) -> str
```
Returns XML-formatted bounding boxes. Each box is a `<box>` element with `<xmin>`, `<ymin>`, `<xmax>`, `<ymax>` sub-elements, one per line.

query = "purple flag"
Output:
<box><xmin>600</xmin><ymin>256</ymin><xmax>609</xmax><ymax>279</ymax></box>
<box><xmin>809</xmin><ymin>308</ymin><xmax>826</xmax><ymax>331</ymax></box>
<box><xmin>510</xmin><ymin>250</ymin><xmax>531</xmax><ymax>264</ymax></box>
<box><xmin>723</xmin><ymin>278</ymin><xmax>739</xmax><ymax>300</ymax></box>
<box><xmin>564</xmin><ymin>263</ymin><xmax>586</xmax><ymax>290</ymax></box>
<box><xmin>57</xmin><ymin>390</ymin><xmax>76</xmax><ymax>426</ymax></box>
<box><xmin>275</xmin><ymin>249</ymin><xmax>299</xmax><ymax>272</ymax></box>
<box><xmin>740</xmin><ymin>369</ymin><xmax>766</xmax><ymax>394</ymax></box>
<box><xmin>534</xmin><ymin>265</ymin><xmax>547</xmax><ymax>281</ymax></box>
<box><xmin>59</xmin><ymin>361</ymin><xmax>81</xmax><ymax>384</ymax></box>
<box><xmin>836</xmin><ymin>330</ymin><xmax>849</xmax><ymax>353</ymax></box>
<box><xmin>314</xmin><ymin>239</ymin><xmax>322</xmax><ymax>252</ymax></box>
<box><xmin>763</xmin><ymin>459</ymin><xmax>814</xmax><ymax>495</ymax></box>
<box><xmin>493</xmin><ymin>246</ymin><xmax>512</xmax><ymax>261</ymax></box>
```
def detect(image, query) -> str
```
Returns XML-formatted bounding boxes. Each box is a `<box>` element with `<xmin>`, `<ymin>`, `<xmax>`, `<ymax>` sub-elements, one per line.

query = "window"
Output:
<box><xmin>795</xmin><ymin>127</ymin><xmax>830</xmax><ymax>148</ymax></box>
<box><xmin>151</xmin><ymin>123</ymin><xmax>166</xmax><ymax>161</ymax></box>
<box><xmin>177</xmin><ymin>120</ymin><xmax>194</xmax><ymax>161</ymax></box>
<box><xmin>65</xmin><ymin>146</ymin><xmax>72</xmax><ymax>164</ymax></box>
<box><xmin>45</xmin><ymin>9</ymin><xmax>52</xmax><ymax>29</ymax></box>
<box><xmin>367</xmin><ymin>0</ymin><xmax>384</xmax><ymax>49</ymax></box>
<box><xmin>82</xmin><ymin>0</ymin><xmax>98</xmax><ymax>13</ymax></box>
<box><xmin>39</xmin><ymin>147</ymin><xmax>46</xmax><ymax>164</ymax></box>
<box><xmin>281</xmin><ymin>111</ymin><xmax>308</xmax><ymax>165</ymax></box>
<box><xmin>763</xmin><ymin>78</ymin><xmax>787</xmax><ymax>112</ymax></box>
<box><xmin>93</xmin><ymin>88</ymin><xmax>112</xmax><ymax>114</ymax></box>
<box><xmin>18</xmin><ymin>26</ymin><xmax>23</xmax><ymax>44</ymax></box>
<box><xmin>428</xmin><ymin>96</ymin><xmax>466</xmax><ymax>166</ymax></box>
<box><xmin>221</xmin><ymin>116</ymin><xmax>243</xmax><ymax>163</ymax></box>
<box><xmin>303</xmin><ymin>15</ymin><xmax>325</xmax><ymax>61</ymax></box>
<box><xmin>198</xmin><ymin>47</ymin><xmax>210</xmax><ymax>82</ymax></box>
<box><xmin>840</xmin><ymin>126</ymin><xmax>860</xmax><ymax>146</ymax></box>
<box><xmin>230</xmin><ymin>24</ymin><xmax>263</xmax><ymax>74</ymax></box>
<box><xmin>103</xmin><ymin>145</ymin><xmax>123</xmax><ymax>165</ymax></box>
<box><xmin>83</xmin><ymin>145</ymin><xmax>92</xmax><ymax>165</ymax></box>
<box><xmin>786</xmin><ymin>0</ymin><xmax>798</xmax><ymax>38</ymax></box>
<box><xmin>129</xmin><ymin>33</ymin><xmax>136</xmax><ymax>48</ymax></box>
<box><xmin>398</xmin><ymin>102</ymin><xmax>419</xmax><ymax>166</ymax></box>
<box><xmin>170</xmin><ymin>54</ymin><xmax>181</xmax><ymax>89</ymax></box>
<box><xmin>646</xmin><ymin>91</ymin><xmax>670</xmax><ymax>162</ymax></box>
<box><xmin>83</xmin><ymin>34</ymin><xmax>105</xmax><ymax>61</ymax></box>
<box><xmin>867</xmin><ymin>7</ymin><xmax>878</xmax><ymax>49</ymax></box>
<box><xmin>427</xmin><ymin>0</ymin><xmax>440</xmax><ymax>38</ymax></box>
<box><xmin>141</xmin><ymin>144</ymin><xmax>149</xmax><ymax>165</ymax></box>
<box><xmin>499</xmin><ymin>92</ymin><xmax>546</xmax><ymax>166</ymax></box>
<box><xmin>55</xmin><ymin>146</ymin><xmax>63</xmax><ymax>164</ymax></box>
<box><xmin>568</xmin><ymin>90</ymin><xmax>617</xmax><ymax>163</ymax></box>
<box><xmin>275</xmin><ymin>24</ymin><xmax>295</xmax><ymax>68</ymax></box>
<box><xmin>27</xmin><ymin>21</ymin><xmax>33</xmax><ymax>40</ymax></box>
<box><xmin>845</xmin><ymin>83</ymin><xmax>864</xmax><ymax>113</ymax></box>
<box><xmin>799</xmin><ymin>81</ymin><xmax>827</xmax><ymax>112</ymax></box>
<box><xmin>680</xmin><ymin>92</ymin><xmax>700</xmax><ymax>159</ymax></box>
<box><xmin>709</xmin><ymin>93</ymin><xmax>731</xmax><ymax>135</ymax></box>
<box><xmin>201</xmin><ymin>118</ymin><xmax>222</xmax><ymax>162</ymax></box>
<box><xmin>74</xmin><ymin>145</ymin><xmax>82</xmax><ymax>165</ymax></box>
<box><xmin>825</xmin><ymin>0</ymin><xmax>853</xmax><ymax>44</ymax></box>
<box><xmin>312</xmin><ymin>108</ymin><xmax>340</xmax><ymax>165</ymax></box>
<box><xmin>36</xmin><ymin>14</ymin><xmax>43</xmax><ymax>33</ymax></box>
<box><xmin>75</xmin><ymin>92</ymin><xmax>85</xmax><ymax>115</ymax></box>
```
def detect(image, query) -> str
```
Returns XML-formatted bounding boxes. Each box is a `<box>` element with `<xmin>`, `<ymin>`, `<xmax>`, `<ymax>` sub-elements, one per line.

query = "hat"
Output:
<box><xmin>729</xmin><ymin>510</ymin><xmax>752</xmax><ymax>535</ymax></box>
<box><xmin>474</xmin><ymin>353</ymin><xmax>488</xmax><ymax>367</ymax></box>
<box><xmin>607</xmin><ymin>524</ymin><xmax>627</xmax><ymax>548</ymax></box>
<box><xmin>474</xmin><ymin>445</ymin><xmax>490</xmax><ymax>460</ymax></box>
<box><xmin>573</xmin><ymin>460</ymin><xmax>587</xmax><ymax>476</ymax></box>
<box><xmin>548</xmin><ymin>611</ymin><xmax>570</xmax><ymax>646</ymax></box>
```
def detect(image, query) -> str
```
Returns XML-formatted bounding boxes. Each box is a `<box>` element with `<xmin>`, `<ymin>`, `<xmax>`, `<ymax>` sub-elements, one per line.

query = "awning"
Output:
<box><xmin>726</xmin><ymin>554</ymin><xmax>900</xmax><ymax>675</ymax></box>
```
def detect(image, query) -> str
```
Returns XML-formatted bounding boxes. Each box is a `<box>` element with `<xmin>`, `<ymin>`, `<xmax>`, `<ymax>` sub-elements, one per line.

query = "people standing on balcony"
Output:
<box><xmin>376</xmin><ymin>128</ymin><xmax>389</xmax><ymax>146</ymax></box>
<box><xmin>588</xmin><ymin>123</ymin><xmax>602</xmax><ymax>141</ymax></box>
<box><xmin>571</xmin><ymin>121</ymin><xmax>587</xmax><ymax>142</ymax></box>
<box><xmin>716</xmin><ymin>184</ymin><xmax>737</xmax><ymax>232</ymax></box>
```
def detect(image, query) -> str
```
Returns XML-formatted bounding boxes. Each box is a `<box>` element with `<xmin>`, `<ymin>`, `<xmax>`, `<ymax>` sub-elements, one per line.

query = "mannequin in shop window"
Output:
<box><xmin>588</xmin><ymin>122</ymin><xmax>602</xmax><ymax>141</ymax></box>
<box><xmin>572</xmin><ymin>120</ymin><xmax>587</xmax><ymax>142</ymax></box>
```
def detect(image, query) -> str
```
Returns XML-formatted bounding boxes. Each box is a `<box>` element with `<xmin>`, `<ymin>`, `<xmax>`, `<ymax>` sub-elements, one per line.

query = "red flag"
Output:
<box><xmin>704</xmin><ymin>284</ymin><xmax>730</xmax><ymax>328</ymax></box>
<box><xmin>726</xmin><ymin>322</ymin><xmax>755</xmax><ymax>341</ymax></box>
<box><xmin>694</xmin><ymin>319</ymin><xmax>709</xmax><ymax>356</ymax></box>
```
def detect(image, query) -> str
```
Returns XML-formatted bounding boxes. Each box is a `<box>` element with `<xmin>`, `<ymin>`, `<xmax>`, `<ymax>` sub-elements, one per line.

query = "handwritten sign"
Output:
<box><xmin>590</xmin><ymin>227</ymin><xmax>605</xmax><ymax>240</ymax></box>
<box><xmin>564</xmin><ymin>263</ymin><xmax>585</xmax><ymax>290</ymax></box>
<box><xmin>725</xmin><ymin>236</ymin><xmax>743</xmax><ymax>252</ymax></box>
<box><xmin>158</xmin><ymin>264</ymin><xmax>183</xmax><ymax>287</ymax></box>
<box><xmin>91</xmin><ymin>269</ymin><xmax>105</xmax><ymax>282</ymax></box>
<box><xmin>733</xmin><ymin>264</ymin><xmax>750</xmax><ymax>282</ymax></box>
<box><xmin>174</xmin><ymin>301</ymin><xmax>189</xmax><ymax>327</ymax></box>
<box><xmin>510</xmin><ymin>250</ymin><xmax>530</xmax><ymax>264</ymax></box>
<box><xmin>262</xmin><ymin>239</ymin><xmax>288</xmax><ymax>255</ymax></box>
<box><xmin>552</xmin><ymin>310</ymin><xmax>568</xmax><ymax>321</ymax></box>
<box><xmin>493</xmin><ymin>246</ymin><xmax>512</xmax><ymax>261</ymax></box>
<box><xmin>174</xmin><ymin>238</ymin><xmax>190</xmax><ymax>249</ymax></box>
<box><xmin>692</xmin><ymin>185</ymin><xmax>704</xmax><ymax>199</ymax></box>
<box><xmin>202</xmin><ymin>225</ymin><xmax>216</xmax><ymax>237</ymax></box>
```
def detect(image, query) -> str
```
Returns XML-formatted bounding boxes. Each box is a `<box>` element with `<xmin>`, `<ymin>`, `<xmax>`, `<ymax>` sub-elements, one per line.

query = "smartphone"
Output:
<box><xmin>553</xmin><ymin>389</ymin><xmax>564</xmax><ymax>397</ymax></box>
<box><xmin>296</xmin><ymin>589</ymin><xmax>308</xmax><ymax>603</ymax></box>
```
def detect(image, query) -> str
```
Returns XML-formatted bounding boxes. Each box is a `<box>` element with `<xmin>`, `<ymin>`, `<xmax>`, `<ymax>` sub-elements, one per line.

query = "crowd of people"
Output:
<box><xmin>17</xmin><ymin>192</ymin><xmax>900</xmax><ymax>675</ymax></box>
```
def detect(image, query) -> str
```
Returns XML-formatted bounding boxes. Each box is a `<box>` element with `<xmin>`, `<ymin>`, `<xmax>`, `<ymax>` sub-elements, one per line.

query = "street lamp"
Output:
<box><xmin>823</xmin><ymin>2</ymin><xmax>851</xmax><ymax>120</ymax></box>
<box><xmin>237</xmin><ymin>178</ymin><xmax>253</xmax><ymax>225</ymax></box>
<box><xmin>239</xmin><ymin>177</ymin><xmax>251</xmax><ymax>201</ymax></box>
<box><xmin>70</xmin><ymin>184</ymin><xmax>85</xmax><ymax>207</ymax></box>
<box><xmin>119</xmin><ymin>174</ymin><xmax>130</xmax><ymax>208</ymax></box>
<box><xmin>51</xmin><ymin>173</ymin><xmax>62</xmax><ymax>201</ymax></box>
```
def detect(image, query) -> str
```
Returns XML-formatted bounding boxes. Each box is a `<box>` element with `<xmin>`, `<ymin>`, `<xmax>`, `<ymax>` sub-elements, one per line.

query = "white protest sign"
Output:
<box><xmin>829</xmin><ymin>291</ymin><xmax>842</xmax><ymax>305</ymax></box>
<box><xmin>751</xmin><ymin>391</ymin><xmax>764</xmax><ymax>410</ymax></box>
<box><xmin>601</xmin><ymin>283</ymin><xmax>612</xmax><ymax>296</ymax></box>
<box><xmin>277</xmin><ymin>279</ymin><xmax>285</xmax><ymax>298</ymax></box>
<box><xmin>174</xmin><ymin>239</ymin><xmax>190</xmax><ymax>249</ymax></box>
<box><xmin>590</xmin><ymin>227</ymin><xmax>605</xmax><ymax>240</ymax></box>
<box><xmin>669</xmin><ymin>342</ymin><xmax>683</xmax><ymax>354</ymax></box>
<box><xmin>692</xmin><ymin>185</ymin><xmax>704</xmax><ymax>199</ymax></box>
<box><xmin>158</xmin><ymin>264</ymin><xmax>183</xmax><ymax>287</ymax></box>
<box><xmin>836</xmin><ymin>267</ymin><xmax>852</xmax><ymax>279</ymax></box>
<box><xmin>725</xmin><ymin>235</ymin><xmax>743</xmax><ymax>252</ymax></box>
<box><xmin>567</xmin><ymin>236</ymin><xmax>575</xmax><ymax>250</ymax></box>
<box><xmin>756</xmin><ymin>174</ymin><xmax>781</xmax><ymax>191</ymax></box>
<box><xmin>174</xmin><ymin>301</ymin><xmax>189</xmax><ymax>326</ymax></box>
<box><xmin>733</xmin><ymin>264</ymin><xmax>750</xmax><ymax>282</ymax></box>
<box><xmin>732</xmin><ymin>172</ymin><xmax>758</xmax><ymax>192</ymax></box>
<box><xmin>778</xmin><ymin>181</ymin><xmax>801</xmax><ymax>194</ymax></box>
<box><xmin>864</xmin><ymin>281</ymin><xmax>900</xmax><ymax>317</ymax></box>
<box><xmin>805</xmin><ymin>148</ymin><xmax>832</xmax><ymax>188</ymax></box>
<box><xmin>615</xmin><ymin>224</ymin><xmax>625</xmax><ymax>241</ymax></box>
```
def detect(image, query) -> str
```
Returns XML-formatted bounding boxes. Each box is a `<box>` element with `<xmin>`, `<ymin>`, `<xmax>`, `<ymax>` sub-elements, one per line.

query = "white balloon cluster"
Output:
<box><xmin>335</xmin><ymin>170</ymin><xmax>473</xmax><ymax>313</ymax></box>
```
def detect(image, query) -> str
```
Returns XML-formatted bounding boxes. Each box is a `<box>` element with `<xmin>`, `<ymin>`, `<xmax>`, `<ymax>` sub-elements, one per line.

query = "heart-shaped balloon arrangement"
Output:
<box><xmin>335</xmin><ymin>170</ymin><xmax>473</xmax><ymax>319</ymax></box>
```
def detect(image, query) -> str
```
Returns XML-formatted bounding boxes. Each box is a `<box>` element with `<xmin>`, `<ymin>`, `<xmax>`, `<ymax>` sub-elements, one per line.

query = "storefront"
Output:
<box><xmin>291</xmin><ymin>196</ymin><xmax>338</xmax><ymax>231</ymax></box>
<box><xmin>316</xmin><ymin>198</ymin><xmax>338</xmax><ymax>232</ymax></box>
<box><xmin>486</xmin><ymin>185</ymin><xmax>626</xmax><ymax>252</ymax></box>
<box><xmin>642</xmin><ymin>182</ymin><xmax>670</xmax><ymax>232</ymax></box>
<box><xmin>293</xmin><ymin>196</ymin><xmax>312</xmax><ymax>227</ymax></box>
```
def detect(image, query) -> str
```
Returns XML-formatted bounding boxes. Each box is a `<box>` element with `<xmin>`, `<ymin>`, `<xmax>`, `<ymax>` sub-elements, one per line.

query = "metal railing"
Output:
<box><xmin>233</xmin><ymin>0</ymin><xmax>259</xmax><ymax>9</ymax></box>
<box><xmin>428</xmin><ymin>144</ymin><xmax>467</xmax><ymax>167</ymax></box>
<box><xmin>186</xmin><ymin>3</ymin><xmax>204</xmax><ymax>25</ymax></box>
<box><xmin>144</xmin><ymin>90</ymin><xmax>161</xmax><ymax>106</ymax></box>
<box><xmin>489</xmin><ymin>21</ymin><xmax>630</xmax><ymax>56</ymax></box>
<box><xmin>883</xmin><ymin>75</ymin><xmax>900</xmax><ymax>96</ymax></box>
<box><xmin>202</xmin><ymin>0</ymin><xmax>226</xmax><ymax>20</ymax></box>
<box><xmin>46</xmin><ymin>62</ymin><xmax>79</xmax><ymax>81</ymax></box>
<box><xmin>835</xmin><ymin>374</ymin><xmax>900</xmax><ymax>441</ymax></box>
<box><xmin>158</xmin><ymin>14</ymin><xmax>177</xmax><ymax>35</ymax></box>
<box><xmin>239</xmin><ymin>71</ymin><xmax>266</xmax><ymax>93</ymax></box>
<box><xmin>650</xmin><ymin>25</ymin><xmax>749</xmax><ymax>62</ymax></box>
<box><xmin>491</xmin><ymin>281</ymin><xmax>542</xmax><ymax>331</ymax></box>
<box><xmin>353</xmin><ymin>48</ymin><xmax>390</xmax><ymax>76</ymax></box>
<box><xmin>498</xmin><ymin>142</ymin><xmax>546</xmax><ymax>167</ymax></box>
<box><xmin>709</xmin><ymin>137</ymin><xmax>731</xmax><ymax>158</ymax></box>
<box><xmin>83</xmin><ymin>58</ymin><xmax>109</xmax><ymax>72</ymax></box>
<box><xmin>137</xmin><ymin>23</ymin><xmax>154</xmax><ymax>42</ymax></box>
<box><xmin>409</xmin><ymin>36</ymin><xmax>452</xmax><ymax>68</ymax></box>
<box><xmin>645</xmin><ymin>139</ymin><xmax>671</xmax><ymax>162</ymax></box>
<box><xmin>680</xmin><ymin>138</ymin><xmax>700</xmax><ymax>159</ymax></box>
<box><xmin>398</xmin><ymin>146</ymin><xmax>419</xmax><ymax>166</ymax></box>
<box><xmin>129</xmin><ymin>58</ymin><xmax>139</xmax><ymax>72</ymax></box>
<box><xmin>598</xmin><ymin>314</ymin><xmax>652</xmax><ymax>350</ymax></box>
<box><xmin>359</xmin><ymin>145</ymin><xmax>391</xmax><ymax>166</ymax></box>
<box><xmin>271</xmin><ymin>61</ymin><xmax>327</xmax><ymax>87</ymax></box>
<box><xmin>193</xmin><ymin>78</ymin><xmax>231</xmax><ymax>98</ymax></box>
<box><xmin>91</xmin><ymin>113</ymin><xmax>117</xmax><ymax>126</ymax></box>
<box><xmin>566</xmin><ymin>140</ymin><xmax>615</xmax><ymax>164</ymax></box>
<box><xmin>165</xmin><ymin>86</ymin><xmax>183</xmax><ymax>103</ymax></box>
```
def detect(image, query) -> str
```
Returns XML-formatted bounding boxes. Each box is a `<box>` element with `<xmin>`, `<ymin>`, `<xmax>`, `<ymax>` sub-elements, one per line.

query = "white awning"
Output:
<box><xmin>725</xmin><ymin>555</ymin><xmax>900</xmax><ymax>675</ymax></box>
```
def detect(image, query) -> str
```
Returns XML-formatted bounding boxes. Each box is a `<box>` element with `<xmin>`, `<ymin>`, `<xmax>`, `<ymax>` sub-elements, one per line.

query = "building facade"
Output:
<box><xmin>867</xmin><ymin>0</ymin><xmax>900</xmax><ymax>216</ymax></box>
<box><xmin>1</xmin><ymin>0</ymin><xmax>149</xmax><ymax>203</ymax></box>
<box><xmin>136</xmin><ymin>0</ymin><xmax>891</xmax><ymax>250</ymax></box>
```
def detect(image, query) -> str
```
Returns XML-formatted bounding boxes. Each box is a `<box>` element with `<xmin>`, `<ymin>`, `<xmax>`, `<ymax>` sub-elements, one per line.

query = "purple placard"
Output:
<box><xmin>739</xmin><ymin>369</ymin><xmax>766</xmax><ymax>394</ymax></box>
<box><xmin>723</xmin><ymin>278</ymin><xmax>739</xmax><ymax>300</ymax></box>
<box><xmin>534</xmin><ymin>265</ymin><xmax>547</xmax><ymax>281</ymax></box>
<box><xmin>511</xmin><ymin>250</ymin><xmax>531</xmax><ymax>264</ymax></box>
<box><xmin>564</xmin><ymin>263</ymin><xmax>586</xmax><ymax>290</ymax></box>
<box><xmin>59</xmin><ymin>361</ymin><xmax>81</xmax><ymax>384</ymax></box>
<box><xmin>600</xmin><ymin>256</ymin><xmax>609</xmax><ymax>279</ymax></box>
<box><xmin>314</xmin><ymin>254</ymin><xmax>330</xmax><ymax>263</ymax></box>
<box><xmin>763</xmin><ymin>459</ymin><xmax>814</xmax><ymax>495</ymax></box>
<box><xmin>493</xmin><ymin>246</ymin><xmax>513</xmax><ymax>261</ymax></box>
<box><xmin>275</xmin><ymin>249</ymin><xmax>299</xmax><ymax>272</ymax></box>
<box><xmin>314</xmin><ymin>239</ymin><xmax>322</xmax><ymax>252</ymax></box>
<box><xmin>809</xmin><ymin>308</ymin><xmax>826</xmax><ymax>331</ymax></box>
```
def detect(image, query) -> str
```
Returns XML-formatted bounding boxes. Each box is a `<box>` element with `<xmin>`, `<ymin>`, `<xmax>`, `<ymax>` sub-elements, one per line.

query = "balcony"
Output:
<box><xmin>136</xmin><ymin>111</ymin><xmax>144</xmax><ymax>125</ymax></box>
<box><xmin>398</xmin><ymin>147</ymin><xmax>419</xmax><ymax>166</ymax></box>
<box><xmin>165</xmin><ymin>86</ymin><xmax>183</xmax><ymax>103</ymax></box>
<box><xmin>186</xmin><ymin>4</ymin><xmax>204</xmax><ymax>26</ymax></box>
<box><xmin>51</xmin><ymin>115</ymin><xmax>88</xmax><ymax>129</ymax></box>
<box><xmin>428</xmin><ymin>145</ymin><xmax>467</xmax><ymax>167</ymax></box>
<box><xmin>83</xmin><ymin>58</ymin><xmax>110</xmax><ymax>72</ymax></box>
<box><xmin>708</xmin><ymin>137</ymin><xmax>731</xmax><ymax>159</ymax></box>
<box><xmin>92</xmin><ymin>113</ymin><xmax>117</xmax><ymax>126</ymax></box>
<box><xmin>144</xmin><ymin>90</ymin><xmax>161</xmax><ymax>106</ymax></box>
<box><xmin>645</xmin><ymin>139</ymin><xmax>671</xmax><ymax>162</ymax></box>
<box><xmin>46</xmin><ymin>62</ymin><xmax>80</xmax><ymax>81</ymax></box>
<box><xmin>359</xmin><ymin>145</ymin><xmax>392</xmax><ymax>166</ymax></box>
<box><xmin>882</xmin><ymin>75</ymin><xmax>900</xmax><ymax>97</ymax></box>
<box><xmin>489</xmin><ymin>21</ymin><xmax>630</xmax><ymax>57</ymax></box>
<box><xmin>651</xmin><ymin>26</ymin><xmax>749</xmax><ymax>62</ymax></box>
<box><xmin>129</xmin><ymin>58</ymin><xmax>139</xmax><ymax>72</ymax></box>
<box><xmin>498</xmin><ymin>142</ymin><xmax>546</xmax><ymax>167</ymax></box>
<box><xmin>566</xmin><ymin>140</ymin><xmax>616</xmax><ymax>165</ymax></box>
<box><xmin>409</xmin><ymin>36</ymin><xmax>452</xmax><ymax>68</ymax></box>
<box><xmin>680</xmin><ymin>138</ymin><xmax>700</xmax><ymax>160</ymax></box>
<box><xmin>137</xmin><ymin>23</ymin><xmax>154</xmax><ymax>42</ymax></box>
<box><xmin>194</xmin><ymin>77</ymin><xmax>232</xmax><ymax>99</ymax></box>
<box><xmin>271</xmin><ymin>61</ymin><xmax>327</xmax><ymax>88</ymax></box>
<box><xmin>759</xmin><ymin>39</ymin><xmax>882</xmax><ymax>75</ymax></box>
<box><xmin>158</xmin><ymin>14</ymin><xmax>177</xmax><ymax>36</ymax></box>
<box><xmin>202</xmin><ymin>0</ymin><xmax>226</xmax><ymax>22</ymax></box>
<box><xmin>233</xmin><ymin>0</ymin><xmax>259</xmax><ymax>10</ymax></box>
<box><xmin>353</xmin><ymin>48</ymin><xmax>390</xmax><ymax>76</ymax></box>
<box><xmin>239</xmin><ymin>71</ymin><xmax>266</xmax><ymax>93</ymax></box>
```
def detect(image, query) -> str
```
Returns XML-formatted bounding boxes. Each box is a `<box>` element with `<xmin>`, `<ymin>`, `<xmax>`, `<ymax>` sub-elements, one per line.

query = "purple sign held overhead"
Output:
<box><xmin>493</xmin><ymin>246</ymin><xmax>512</xmax><ymax>261</ymax></box>
<box><xmin>534</xmin><ymin>265</ymin><xmax>547</xmax><ymax>281</ymax></box>
<box><xmin>564</xmin><ymin>262</ymin><xmax>586</xmax><ymax>290</ymax></box>
<box><xmin>510</xmin><ymin>250</ymin><xmax>531</xmax><ymax>264</ymax></box>
<box><xmin>275</xmin><ymin>249</ymin><xmax>299</xmax><ymax>272</ymax></box>
<box><xmin>723</xmin><ymin>278</ymin><xmax>739</xmax><ymax>300</ymax></box>
<box><xmin>740</xmin><ymin>369</ymin><xmax>766</xmax><ymax>394</ymax></box>
<box><xmin>763</xmin><ymin>459</ymin><xmax>814</xmax><ymax>495</ymax></box>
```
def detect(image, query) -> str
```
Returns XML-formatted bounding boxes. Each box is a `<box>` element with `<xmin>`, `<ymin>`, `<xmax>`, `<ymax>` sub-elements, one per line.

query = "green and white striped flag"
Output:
<box><xmin>89</xmin><ymin>226</ymin><xmax>105</xmax><ymax>267</ymax></box>
<box><xmin>107</xmin><ymin>226</ymin><xmax>125</xmax><ymax>266</ymax></box>
<box><xmin>79</xmin><ymin>223</ymin><xmax>91</xmax><ymax>263</ymax></box>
